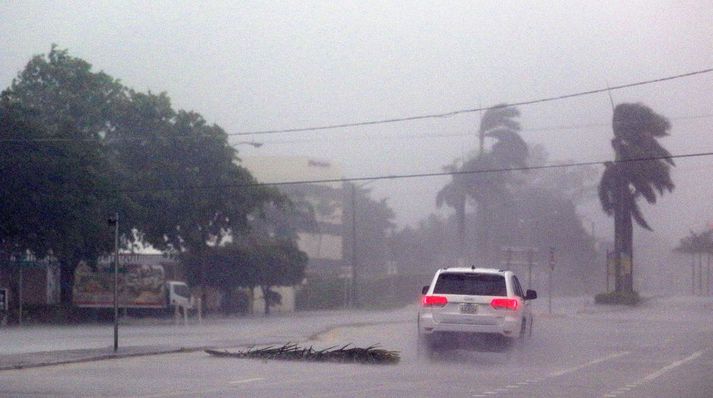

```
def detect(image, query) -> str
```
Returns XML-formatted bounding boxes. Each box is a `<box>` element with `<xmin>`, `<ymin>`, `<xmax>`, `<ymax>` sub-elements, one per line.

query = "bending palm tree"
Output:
<box><xmin>599</xmin><ymin>103</ymin><xmax>675</xmax><ymax>293</ymax></box>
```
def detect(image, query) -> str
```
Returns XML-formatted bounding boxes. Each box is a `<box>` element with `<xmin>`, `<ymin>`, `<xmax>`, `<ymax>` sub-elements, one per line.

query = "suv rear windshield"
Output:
<box><xmin>433</xmin><ymin>273</ymin><xmax>506</xmax><ymax>296</ymax></box>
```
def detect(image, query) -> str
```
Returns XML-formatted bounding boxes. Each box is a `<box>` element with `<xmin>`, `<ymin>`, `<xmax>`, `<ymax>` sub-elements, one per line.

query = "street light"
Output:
<box><xmin>107</xmin><ymin>213</ymin><xmax>119</xmax><ymax>352</ymax></box>
<box><xmin>235</xmin><ymin>141</ymin><xmax>263</xmax><ymax>148</ymax></box>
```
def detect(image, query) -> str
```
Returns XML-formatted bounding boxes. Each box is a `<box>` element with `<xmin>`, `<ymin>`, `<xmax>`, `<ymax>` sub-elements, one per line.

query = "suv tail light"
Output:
<box><xmin>422</xmin><ymin>295</ymin><xmax>448</xmax><ymax>307</ymax></box>
<box><xmin>490</xmin><ymin>298</ymin><xmax>519</xmax><ymax>311</ymax></box>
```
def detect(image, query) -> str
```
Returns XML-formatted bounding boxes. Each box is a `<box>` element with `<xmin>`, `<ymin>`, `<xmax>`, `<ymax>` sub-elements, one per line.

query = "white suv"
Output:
<box><xmin>417</xmin><ymin>267</ymin><xmax>537</xmax><ymax>356</ymax></box>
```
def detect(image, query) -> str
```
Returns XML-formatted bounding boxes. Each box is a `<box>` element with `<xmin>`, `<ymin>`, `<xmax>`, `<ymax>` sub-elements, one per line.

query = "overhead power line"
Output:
<box><xmin>2</xmin><ymin>68</ymin><xmax>711</xmax><ymax>144</ymax></box>
<box><xmin>3</xmin><ymin>112</ymin><xmax>712</xmax><ymax>145</ymax></box>
<box><xmin>107</xmin><ymin>150</ymin><xmax>713</xmax><ymax>194</ymax></box>
<box><xmin>232</xmin><ymin>68</ymin><xmax>713</xmax><ymax>136</ymax></box>
<box><xmin>255</xmin><ymin>113</ymin><xmax>713</xmax><ymax>145</ymax></box>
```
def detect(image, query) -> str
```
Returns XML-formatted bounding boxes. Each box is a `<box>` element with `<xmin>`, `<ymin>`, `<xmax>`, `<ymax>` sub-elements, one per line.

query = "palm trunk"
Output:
<box><xmin>612</xmin><ymin>138</ymin><xmax>634</xmax><ymax>294</ymax></box>
<box><xmin>200</xmin><ymin>251</ymin><xmax>207</xmax><ymax>313</ymax></box>
<box><xmin>261</xmin><ymin>285</ymin><xmax>271</xmax><ymax>315</ymax></box>
<box><xmin>691</xmin><ymin>253</ymin><xmax>696</xmax><ymax>295</ymax></box>
<box><xmin>622</xmin><ymin>198</ymin><xmax>634</xmax><ymax>293</ymax></box>
<box><xmin>456</xmin><ymin>196</ymin><xmax>465</xmax><ymax>266</ymax></box>
<box><xmin>59</xmin><ymin>259</ymin><xmax>75</xmax><ymax>305</ymax></box>
<box><xmin>613</xmin><ymin>180</ymin><xmax>624</xmax><ymax>293</ymax></box>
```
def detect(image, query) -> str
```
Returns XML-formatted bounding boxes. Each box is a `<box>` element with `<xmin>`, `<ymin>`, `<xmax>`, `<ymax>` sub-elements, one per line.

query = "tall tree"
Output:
<box><xmin>251</xmin><ymin>240</ymin><xmax>307</xmax><ymax>315</ymax></box>
<box><xmin>436</xmin><ymin>160</ymin><xmax>467</xmax><ymax>264</ymax></box>
<box><xmin>342</xmin><ymin>182</ymin><xmax>396</xmax><ymax>277</ymax></box>
<box><xmin>599</xmin><ymin>103</ymin><xmax>675</xmax><ymax>293</ymax></box>
<box><xmin>1</xmin><ymin>46</ymin><xmax>127</xmax><ymax>304</ymax></box>
<box><xmin>124</xmin><ymin>108</ymin><xmax>275</xmax><ymax>307</ymax></box>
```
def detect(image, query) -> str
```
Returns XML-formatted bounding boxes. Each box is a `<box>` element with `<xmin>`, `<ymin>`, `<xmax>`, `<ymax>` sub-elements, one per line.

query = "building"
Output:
<box><xmin>240</xmin><ymin>156</ymin><xmax>345</xmax><ymax>276</ymax></box>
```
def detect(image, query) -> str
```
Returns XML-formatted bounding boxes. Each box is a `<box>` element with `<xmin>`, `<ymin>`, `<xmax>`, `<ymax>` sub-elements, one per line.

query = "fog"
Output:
<box><xmin>2</xmin><ymin>1</ymin><xmax>712</xmax><ymax>285</ymax></box>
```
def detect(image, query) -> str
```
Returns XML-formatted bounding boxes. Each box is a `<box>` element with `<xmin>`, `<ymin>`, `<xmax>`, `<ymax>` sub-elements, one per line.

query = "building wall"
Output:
<box><xmin>241</xmin><ymin>156</ymin><xmax>345</xmax><ymax>277</ymax></box>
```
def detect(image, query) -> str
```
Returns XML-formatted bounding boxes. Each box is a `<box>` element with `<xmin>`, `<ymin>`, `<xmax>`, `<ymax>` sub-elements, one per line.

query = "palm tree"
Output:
<box><xmin>478</xmin><ymin>105</ymin><xmax>522</xmax><ymax>157</ymax></box>
<box><xmin>437</xmin><ymin>104</ymin><xmax>526</xmax><ymax>264</ymax></box>
<box><xmin>599</xmin><ymin>103</ymin><xmax>675</xmax><ymax>293</ymax></box>
<box><xmin>436</xmin><ymin>160</ymin><xmax>467</xmax><ymax>264</ymax></box>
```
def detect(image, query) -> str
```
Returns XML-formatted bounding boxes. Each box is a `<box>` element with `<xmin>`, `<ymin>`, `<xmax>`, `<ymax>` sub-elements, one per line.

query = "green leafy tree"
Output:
<box><xmin>599</xmin><ymin>103</ymin><xmax>675</xmax><ymax>293</ymax></box>
<box><xmin>2</xmin><ymin>46</ymin><xmax>277</xmax><ymax>309</ymax></box>
<box><xmin>242</xmin><ymin>240</ymin><xmax>307</xmax><ymax>315</ymax></box>
<box><xmin>1</xmin><ymin>46</ymin><xmax>128</xmax><ymax>304</ymax></box>
<box><xmin>123</xmin><ymin>108</ymin><xmax>275</xmax><ymax>306</ymax></box>
<box><xmin>388</xmin><ymin>214</ymin><xmax>453</xmax><ymax>274</ymax></box>
<box><xmin>181</xmin><ymin>244</ymin><xmax>251</xmax><ymax>314</ymax></box>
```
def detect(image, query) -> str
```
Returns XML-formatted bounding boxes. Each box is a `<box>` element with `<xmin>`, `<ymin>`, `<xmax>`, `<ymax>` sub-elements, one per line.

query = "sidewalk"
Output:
<box><xmin>0</xmin><ymin>307</ymin><xmax>414</xmax><ymax>371</ymax></box>
<box><xmin>0</xmin><ymin>345</ymin><xmax>194</xmax><ymax>371</ymax></box>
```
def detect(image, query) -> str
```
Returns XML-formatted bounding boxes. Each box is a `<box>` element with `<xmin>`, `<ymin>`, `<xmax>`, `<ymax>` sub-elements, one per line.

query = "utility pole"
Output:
<box><xmin>350</xmin><ymin>184</ymin><xmax>357</xmax><ymax>308</ymax></box>
<box><xmin>349</xmin><ymin>180</ymin><xmax>376</xmax><ymax>308</ymax></box>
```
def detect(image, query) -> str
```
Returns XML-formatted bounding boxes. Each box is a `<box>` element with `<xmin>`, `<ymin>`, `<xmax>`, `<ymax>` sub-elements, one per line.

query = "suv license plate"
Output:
<box><xmin>460</xmin><ymin>303</ymin><xmax>477</xmax><ymax>314</ymax></box>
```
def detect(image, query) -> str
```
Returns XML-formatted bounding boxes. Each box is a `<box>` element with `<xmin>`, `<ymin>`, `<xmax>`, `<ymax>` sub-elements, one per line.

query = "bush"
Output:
<box><xmin>594</xmin><ymin>291</ymin><xmax>640</xmax><ymax>306</ymax></box>
<box><xmin>295</xmin><ymin>273</ymin><xmax>434</xmax><ymax>311</ymax></box>
<box><xmin>296</xmin><ymin>276</ymin><xmax>347</xmax><ymax>311</ymax></box>
<box><xmin>358</xmin><ymin>274</ymin><xmax>432</xmax><ymax>309</ymax></box>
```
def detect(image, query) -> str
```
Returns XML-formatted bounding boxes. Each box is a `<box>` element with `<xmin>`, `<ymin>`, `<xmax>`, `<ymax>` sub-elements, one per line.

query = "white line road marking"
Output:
<box><xmin>472</xmin><ymin>351</ymin><xmax>632</xmax><ymax>398</ymax></box>
<box><xmin>138</xmin><ymin>377</ymin><xmax>266</xmax><ymax>398</ymax></box>
<box><xmin>602</xmin><ymin>349</ymin><xmax>707</xmax><ymax>397</ymax></box>
<box><xmin>642</xmin><ymin>350</ymin><xmax>704</xmax><ymax>382</ymax></box>
<box><xmin>550</xmin><ymin>351</ymin><xmax>630</xmax><ymax>377</ymax></box>
<box><xmin>228</xmin><ymin>377</ymin><xmax>265</xmax><ymax>385</ymax></box>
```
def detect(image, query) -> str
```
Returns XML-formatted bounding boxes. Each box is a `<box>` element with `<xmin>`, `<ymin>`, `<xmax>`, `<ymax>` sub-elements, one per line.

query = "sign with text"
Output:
<box><xmin>500</xmin><ymin>246</ymin><xmax>538</xmax><ymax>267</ymax></box>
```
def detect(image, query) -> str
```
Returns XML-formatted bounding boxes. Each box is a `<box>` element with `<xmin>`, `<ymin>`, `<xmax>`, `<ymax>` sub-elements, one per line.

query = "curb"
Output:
<box><xmin>0</xmin><ymin>346</ymin><xmax>200</xmax><ymax>372</ymax></box>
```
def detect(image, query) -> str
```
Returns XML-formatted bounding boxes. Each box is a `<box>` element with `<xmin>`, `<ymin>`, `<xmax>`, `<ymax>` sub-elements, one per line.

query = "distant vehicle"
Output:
<box><xmin>417</xmin><ymin>267</ymin><xmax>537</xmax><ymax>358</ymax></box>
<box><xmin>72</xmin><ymin>258</ymin><xmax>193</xmax><ymax>312</ymax></box>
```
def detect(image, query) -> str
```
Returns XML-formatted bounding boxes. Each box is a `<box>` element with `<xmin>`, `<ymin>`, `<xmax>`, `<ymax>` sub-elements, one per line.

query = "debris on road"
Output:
<box><xmin>205</xmin><ymin>343</ymin><xmax>400</xmax><ymax>364</ymax></box>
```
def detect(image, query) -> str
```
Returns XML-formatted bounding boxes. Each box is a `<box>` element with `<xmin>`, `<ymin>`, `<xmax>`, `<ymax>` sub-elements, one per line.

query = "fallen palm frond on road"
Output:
<box><xmin>205</xmin><ymin>343</ymin><xmax>400</xmax><ymax>364</ymax></box>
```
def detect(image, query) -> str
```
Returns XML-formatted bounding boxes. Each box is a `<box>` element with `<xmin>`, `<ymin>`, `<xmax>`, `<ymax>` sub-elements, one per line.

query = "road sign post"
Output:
<box><xmin>0</xmin><ymin>288</ymin><xmax>7</xmax><ymax>312</ymax></box>
<box><xmin>0</xmin><ymin>288</ymin><xmax>6</xmax><ymax>327</ymax></box>
<box><xmin>500</xmin><ymin>246</ymin><xmax>538</xmax><ymax>289</ymax></box>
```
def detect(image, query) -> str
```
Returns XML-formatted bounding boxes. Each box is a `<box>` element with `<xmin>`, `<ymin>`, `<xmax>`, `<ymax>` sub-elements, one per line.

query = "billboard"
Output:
<box><xmin>72</xmin><ymin>259</ymin><xmax>166</xmax><ymax>308</ymax></box>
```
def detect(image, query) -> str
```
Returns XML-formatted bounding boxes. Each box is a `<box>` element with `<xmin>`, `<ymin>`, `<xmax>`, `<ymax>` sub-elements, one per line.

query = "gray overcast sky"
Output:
<box><xmin>1</xmin><ymin>1</ymin><xmax>712</xmax><ymax>244</ymax></box>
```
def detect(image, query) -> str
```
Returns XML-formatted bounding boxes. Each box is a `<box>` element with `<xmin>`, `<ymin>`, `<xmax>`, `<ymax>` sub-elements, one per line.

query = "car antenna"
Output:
<box><xmin>471</xmin><ymin>265</ymin><xmax>475</xmax><ymax>270</ymax></box>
